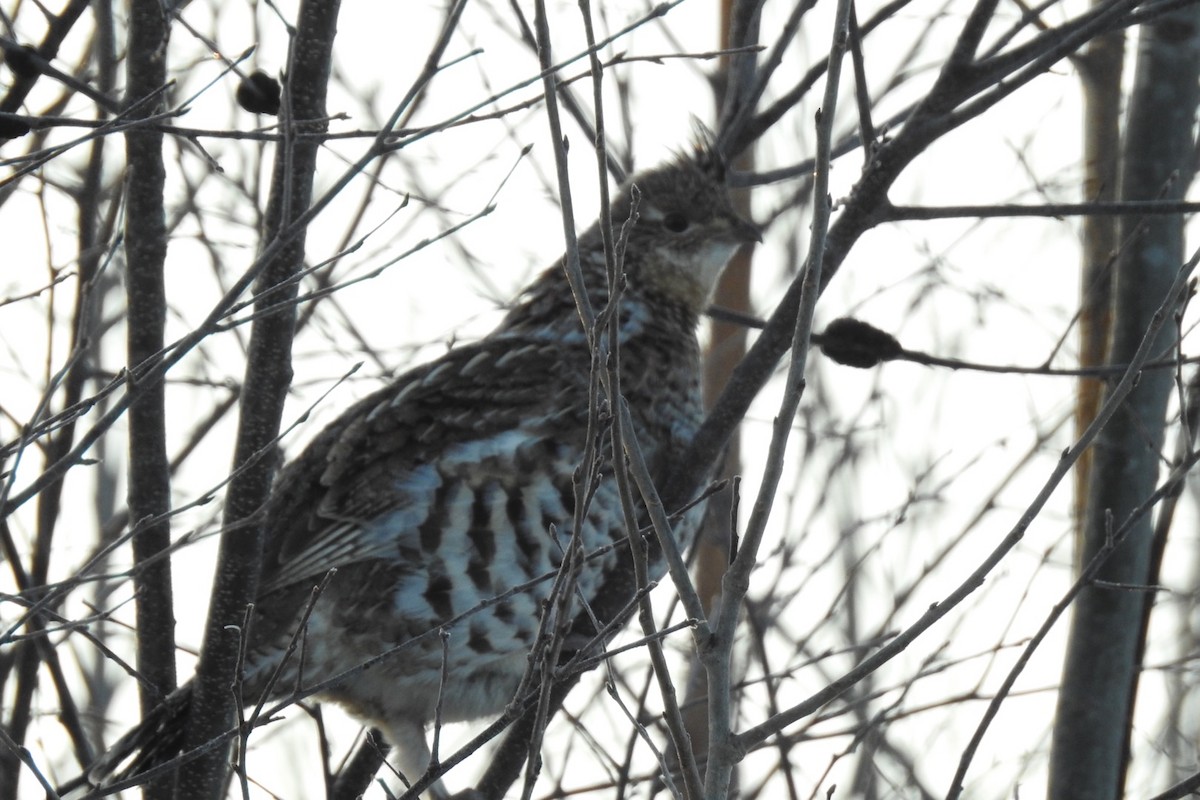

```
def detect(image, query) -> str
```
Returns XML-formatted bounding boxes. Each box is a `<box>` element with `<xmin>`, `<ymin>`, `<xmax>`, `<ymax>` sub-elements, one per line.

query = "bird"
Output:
<box><xmin>87</xmin><ymin>143</ymin><xmax>760</xmax><ymax>795</ymax></box>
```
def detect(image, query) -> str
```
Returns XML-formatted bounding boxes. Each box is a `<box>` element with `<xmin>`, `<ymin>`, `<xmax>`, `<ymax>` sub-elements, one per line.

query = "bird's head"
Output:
<box><xmin>603</xmin><ymin>149</ymin><xmax>761</xmax><ymax>314</ymax></box>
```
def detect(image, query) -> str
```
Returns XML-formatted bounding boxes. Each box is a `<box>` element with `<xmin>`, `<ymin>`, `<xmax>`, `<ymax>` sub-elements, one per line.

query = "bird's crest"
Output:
<box><xmin>682</xmin><ymin>121</ymin><xmax>729</xmax><ymax>183</ymax></box>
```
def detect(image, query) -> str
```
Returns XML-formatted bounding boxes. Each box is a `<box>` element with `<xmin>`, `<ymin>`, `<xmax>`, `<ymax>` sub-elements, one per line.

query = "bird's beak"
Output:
<box><xmin>729</xmin><ymin>214</ymin><xmax>763</xmax><ymax>244</ymax></box>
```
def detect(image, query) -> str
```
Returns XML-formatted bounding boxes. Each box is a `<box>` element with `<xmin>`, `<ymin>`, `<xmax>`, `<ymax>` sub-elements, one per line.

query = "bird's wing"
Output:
<box><xmin>260</xmin><ymin>334</ymin><xmax>589</xmax><ymax>594</ymax></box>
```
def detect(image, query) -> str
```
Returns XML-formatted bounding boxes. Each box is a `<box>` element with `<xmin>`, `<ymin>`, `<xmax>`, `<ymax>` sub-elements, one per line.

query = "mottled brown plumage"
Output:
<box><xmin>91</xmin><ymin>148</ymin><xmax>758</xmax><ymax>792</ymax></box>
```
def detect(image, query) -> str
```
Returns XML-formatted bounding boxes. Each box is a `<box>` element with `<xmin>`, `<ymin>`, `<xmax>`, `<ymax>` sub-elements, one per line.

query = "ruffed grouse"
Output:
<box><xmin>90</xmin><ymin>146</ymin><xmax>759</xmax><ymax>793</ymax></box>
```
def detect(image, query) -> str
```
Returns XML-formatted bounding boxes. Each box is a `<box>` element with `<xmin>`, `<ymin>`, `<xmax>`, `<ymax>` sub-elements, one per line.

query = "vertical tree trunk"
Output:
<box><xmin>1050</xmin><ymin>13</ymin><xmax>1200</xmax><ymax>800</ymax></box>
<box><xmin>123</xmin><ymin>2</ymin><xmax>177</xmax><ymax>798</ymax></box>
<box><xmin>175</xmin><ymin>2</ymin><xmax>341</xmax><ymax>797</ymax></box>
<box><xmin>1073</xmin><ymin>20</ymin><xmax>1123</xmax><ymax>537</ymax></box>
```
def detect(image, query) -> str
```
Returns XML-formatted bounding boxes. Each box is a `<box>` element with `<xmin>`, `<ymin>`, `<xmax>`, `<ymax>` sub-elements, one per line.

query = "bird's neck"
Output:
<box><xmin>501</xmin><ymin>256</ymin><xmax>701</xmax><ymax>347</ymax></box>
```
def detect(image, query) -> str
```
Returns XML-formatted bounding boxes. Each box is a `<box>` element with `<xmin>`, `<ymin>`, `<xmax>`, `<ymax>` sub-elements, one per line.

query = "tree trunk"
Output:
<box><xmin>1050</xmin><ymin>12</ymin><xmax>1200</xmax><ymax>799</ymax></box>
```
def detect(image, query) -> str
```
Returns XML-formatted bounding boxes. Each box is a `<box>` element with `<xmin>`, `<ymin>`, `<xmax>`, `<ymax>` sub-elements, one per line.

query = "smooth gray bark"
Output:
<box><xmin>1050</xmin><ymin>13</ymin><xmax>1200</xmax><ymax>799</ymax></box>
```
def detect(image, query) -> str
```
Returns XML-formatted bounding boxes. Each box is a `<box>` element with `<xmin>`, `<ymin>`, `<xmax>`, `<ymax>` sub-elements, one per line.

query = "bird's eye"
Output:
<box><xmin>662</xmin><ymin>212</ymin><xmax>690</xmax><ymax>233</ymax></box>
